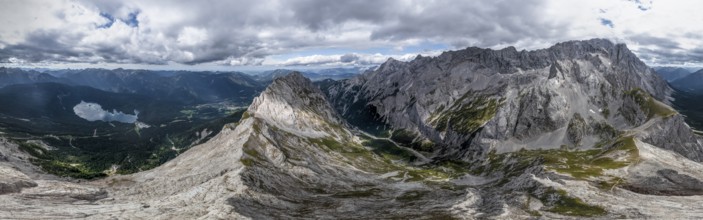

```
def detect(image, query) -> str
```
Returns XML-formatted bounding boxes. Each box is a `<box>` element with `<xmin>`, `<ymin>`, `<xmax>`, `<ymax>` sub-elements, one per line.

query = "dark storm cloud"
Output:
<box><xmin>287</xmin><ymin>0</ymin><xmax>394</xmax><ymax>30</ymax></box>
<box><xmin>368</xmin><ymin>0</ymin><xmax>558</xmax><ymax>48</ymax></box>
<box><xmin>636</xmin><ymin>47</ymin><xmax>703</xmax><ymax>65</ymax></box>
<box><xmin>178</xmin><ymin>39</ymin><xmax>267</xmax><ymax>65</ymax></box>
<box><xmin>629</xmin><ymin>35</ymin><xmax>681</xmax><ymax>50</ymax></box>
<box><xmin>0</xmin><ymin>30</ymin><xmax>82</xmax><ymax>63</ymax></box>
<box><xmin>340</xmin><ymin>54</ymin><xmax>359</xmax><ymax>63</ymax></box>
<box><xmin>625</xmin><ymin>34</ymin><xmax>703</xmax><ymax>65</ymax></box>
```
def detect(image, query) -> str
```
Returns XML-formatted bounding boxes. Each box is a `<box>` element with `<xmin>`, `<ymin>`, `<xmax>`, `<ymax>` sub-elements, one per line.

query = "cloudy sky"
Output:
<box><xmin>0</xmin><ymin>0</ymin><xmax>701</xmax><ymax>70</ymax></box>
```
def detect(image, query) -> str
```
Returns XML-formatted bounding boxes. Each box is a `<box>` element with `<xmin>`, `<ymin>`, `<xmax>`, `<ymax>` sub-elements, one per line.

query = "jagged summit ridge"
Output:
<box><xmin>326</xmin><ymin>38</ymin><xmax>689</xmax><ymax>161</ymax></box>
<box><xmin>378</xmin><ymin>39</ymin><xmax>668</xmax><ymax>98</ymax></box>
<box><xmin>426</xmin><ymin>39</ymin><xmax>626</xmax><ymax>68</ymax></box>
<box><xmin>249</xmin><ymin>71</ymin><xmax>344</xmax><ymax>138</ymax></box>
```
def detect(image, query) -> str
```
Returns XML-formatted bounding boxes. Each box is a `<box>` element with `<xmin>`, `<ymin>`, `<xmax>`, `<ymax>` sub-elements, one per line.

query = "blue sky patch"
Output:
<box><xmin>97</xmin><ymin>11</ymin><xmax>138</xmax><ymax>28</ymax></box>
<box><xmin>97</xmin><ymin>12</ymin><xmax>115</xmax><ymax>29</ymax></box>
<box><xmin>630</xmin><ymin>0</ymin><xmax>652</xmax><ymax>11</ymax></box>
<box><xmin>122</xmin><ymin>11</ymin><xmax>140</xmax><ymax>28</ymax></box>
<box><xmin>600</xmin><ymin>18</ymin><xmax>614</xmax><ymax>28</ymax></box>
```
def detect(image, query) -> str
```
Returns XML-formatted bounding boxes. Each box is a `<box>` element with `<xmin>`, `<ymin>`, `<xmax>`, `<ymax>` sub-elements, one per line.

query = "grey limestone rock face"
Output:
<box><xmin>0</xmin><ymin>179</ymin><xmax>37</xmax><ymax>195</ymax></box>
<box><xmin>624</xmin><ymin>169</ymin><xmax>703</xmax><ymax>196</ymax></box>
<box><xmin>640</xmin><ymin>115</ymin><xmax>703</xmax><ymax>162</ymax></box>
<box><xmin>566</xmin><ymin>113</ymin><xmax>588</xmax><ymax>146</ymax></box>
<box><xmin>324</xmin><ymin>38</ymin><xmax>700</xmax><ymax>163</ymax></box>
<box><xmin>248</xmin><ymin>71</ymin><xmax>346</xmax><ymax>138</ymax></box>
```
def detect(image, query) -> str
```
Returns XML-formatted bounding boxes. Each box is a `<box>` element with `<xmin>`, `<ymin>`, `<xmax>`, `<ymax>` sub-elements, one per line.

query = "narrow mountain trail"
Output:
<box><xmin>623</xmin><ymin>117</ymin><xmax>660</xmax><ymax>137</ymax></box>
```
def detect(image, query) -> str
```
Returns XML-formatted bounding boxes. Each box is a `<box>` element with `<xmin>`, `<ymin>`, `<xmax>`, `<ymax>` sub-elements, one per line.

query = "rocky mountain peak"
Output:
<box><xmin>370</xmin><ymin>39</ymin><xmax>667</xmax><ymax>98</ymax></box>
<box><xmin>377</xmin><ymin>57</ymin><xmax>406</xmax><ymax>73</ymax></box>
<box><xmin>270</xmin><ymin>71</ymin><xmax>308</xmax><ymax>86</ymax></box>
<box><xmin>376</xmin><ymin>39</ymin><xmax>645</xmax><ymax>75</ymax></box>
<box><xmin>327</xmin><ymin>38</ymin><xmax>692</xmax><ymax>162</ymax></box>
<box><xmin>248</xmin><ymin>71</ymin><xmax>344</xmax><ymax>138</ymax></box>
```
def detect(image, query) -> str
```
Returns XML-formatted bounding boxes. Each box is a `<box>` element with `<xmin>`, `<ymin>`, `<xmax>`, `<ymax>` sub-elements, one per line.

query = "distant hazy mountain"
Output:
<box><xmin>0</xmin><ymin>67</ymin><xmax>66</xmax><ymax>88</ymax></box>
<box><xmin>61</xmin><ymin>68</ymin><xmax>265</xmax><ymax>104</ymax></box>
<box><xmin>654</xmin><ymin>66</ymin><xmax>694</xmax><ymax>82</ymax></box>
<box><xmin>255</xmin><ymin>67</ymin><xmax>362</xmax><ymax>82</ymax></box>
<box><xmin>309</xmin><ymin>66</ymin><xmax>373</xmax><ymax>75</ymax></box>
<box><xmin>0</xmin><ymin>68</ymin><xmax>267</xmax><ymax>105</ymax></box>
<box><xmin>4</xmin><ymin>68</ymin><xmax>362</xmax><ymax>97</ymax></box>
<box><xmin>671</xmin><ymin>69</ymin><xmax>703</xmax><ymax>94</ymax></box>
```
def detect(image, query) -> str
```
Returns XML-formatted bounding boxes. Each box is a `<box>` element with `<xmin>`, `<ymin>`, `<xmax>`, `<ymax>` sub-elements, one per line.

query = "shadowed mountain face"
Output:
<box><xmin>672</xmin><ymin>88</ymin><xmax>703</xmax><ymax>130</ymax></box>
<box><xmin>654</xmin><ymin>66</ymin><xmax>694</xmax><ymax>82</ymax></box>
<box><xmin>656</xmin><ymin>68</ymin><xmax>703</xmax><ymax>129</ymax></box>
<box><xmin>671</xmin><ymin>69</ymin><xmax>703</xmax><ymax>94</ymax></box>
<box><xmin>0</xmin><ymin>68</ymin><xmax>65</xmax><ymax>87</ymax></box>
<box><xmin>4</xmin><ymin>39</ymin><xmax>703</xmax><ymax>219</ymax></box>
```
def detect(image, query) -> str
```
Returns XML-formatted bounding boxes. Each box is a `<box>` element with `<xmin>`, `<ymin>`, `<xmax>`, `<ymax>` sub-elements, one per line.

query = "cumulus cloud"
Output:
<box><xmin>269</xmin><ymin>51</ymin><xmax>443</xmax><ymax>66</ymax></box>
<box><xmin>73</xmin><ymin>101</ymin><xmax>139</xmax><ymax>123</ymax></box>
<box><xmin>0</xmin><ymin>0</ymin><xmax>702</xmax><ymax>67</ymax></box>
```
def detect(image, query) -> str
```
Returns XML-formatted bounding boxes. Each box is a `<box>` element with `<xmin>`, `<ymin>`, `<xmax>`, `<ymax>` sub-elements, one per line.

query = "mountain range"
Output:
<box><xmin>2</xmin><ymin>39</ymin><xmax>703</xmax><ymax>218</ymax></box>
<box><xmin>0</xmin><ymin>67</ymin><xmax>265</xmax><ymax>105</ymax></box>
<box><xmin>670</xmin><ymin>69</ymin><xmax>703</xmax><ymax>93</ymax></box>
<box><xmin>653</xmin><ymin>66</ymin><xmax>694</xmax><ymax>82</ymax></box>
<box><xmin>254</xmin><ymin>67</ymin><xmax>368</xmax><ymax>82</ymax></box>
<box><xmin>0</xmin><ymin>67</ymin><xmax>366</xmax><ymax>104</ymax></box>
